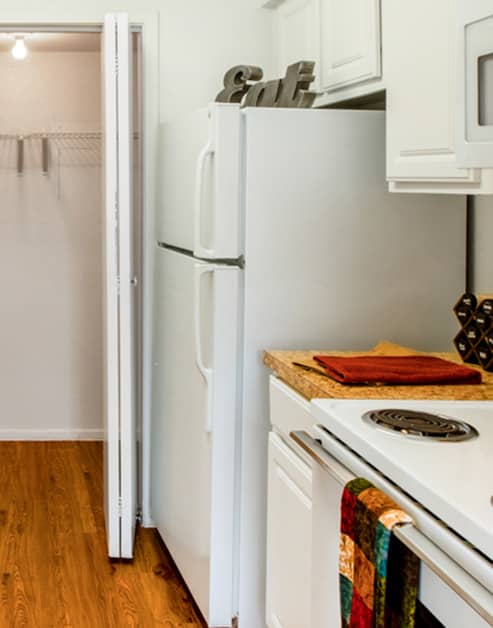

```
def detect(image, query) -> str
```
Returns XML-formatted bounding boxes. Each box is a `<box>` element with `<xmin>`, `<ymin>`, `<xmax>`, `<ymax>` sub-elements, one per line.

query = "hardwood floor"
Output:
<box><xmin>0</xmin><ymin>442</ymin><xmax>206</xmax><ymax>628</ymax></box>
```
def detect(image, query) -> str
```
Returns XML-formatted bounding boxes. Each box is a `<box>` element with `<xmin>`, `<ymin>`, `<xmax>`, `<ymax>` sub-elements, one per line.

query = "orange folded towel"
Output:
<box><xmin>313</xmin><ymin>355</ymin><xmax>482</xmax><ymax>385</ymax></box>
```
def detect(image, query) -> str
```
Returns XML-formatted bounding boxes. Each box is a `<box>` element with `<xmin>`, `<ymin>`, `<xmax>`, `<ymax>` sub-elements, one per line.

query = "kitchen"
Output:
<box><xmin>0</xmin><ymin>1</ymin><xmax>492</xmax><ymax>628</ymax></box>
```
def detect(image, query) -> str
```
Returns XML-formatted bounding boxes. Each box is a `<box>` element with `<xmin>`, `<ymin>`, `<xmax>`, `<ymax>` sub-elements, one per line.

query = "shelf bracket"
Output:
<box><xmin>41</xmin><ymin>135</ymin><xmax>49</xmax><ymax>175</ymax></box>
<box><xmin>17</xmin><ymin>136</ymin><xmax>24</xmax><ymax>176</ymax></box>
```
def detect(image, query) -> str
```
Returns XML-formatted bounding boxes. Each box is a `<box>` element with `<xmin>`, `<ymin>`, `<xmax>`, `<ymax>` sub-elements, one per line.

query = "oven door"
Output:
<box><xmin>457</xmin><ymin>2</ymin><xmax>493</xmax><ymax>168</ymax></box>
<box><xmin>290</xmin><ymin>431</ymin><xmax>351</xmax><ymax>627</ymax></box>
<box><xmin>291</xmin><ymin>428</ymin><xmax>493</xmax><ymax>628</ymax></box>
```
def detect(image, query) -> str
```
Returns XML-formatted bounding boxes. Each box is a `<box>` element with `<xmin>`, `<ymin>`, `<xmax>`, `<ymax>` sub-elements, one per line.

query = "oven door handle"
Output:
<box><xmin>291</xmin><ymin>430</ymin><xmax>493</xmax><ymax>625</ymax></box>
<box><xmin>393</xmin><ymin>526</ymin><xmax>493</xmax><ymax>626</ymax></box>
<box><xmin>290</xmin><ymin>430</ymin><xmax>355</xmax><ymax>485</ymax></box>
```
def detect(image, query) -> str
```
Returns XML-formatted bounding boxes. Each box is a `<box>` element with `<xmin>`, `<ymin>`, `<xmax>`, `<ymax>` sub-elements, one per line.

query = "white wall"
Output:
<box><xmin>0</xmin><ymin>51</ymin><xmax>103</xmax><ymax>438</ymax></box>
<box><xmin>0</xmin><ymin>2</ymin><xmax>274</xmax><ymax>441</ymax></box>
<box><xmin>0</xmin><ymin>1</ymin><xmax>275</xmax><ymax>123</ymax></box>
<box><xmin>159</xmin><ymin>1</ymin><xmax>274</xmax><ymax>121</ymax></box>
<box><xmin>471</xmin><ymin>197</ymin><xmax>493</xmax><ymax>295</ymax></box>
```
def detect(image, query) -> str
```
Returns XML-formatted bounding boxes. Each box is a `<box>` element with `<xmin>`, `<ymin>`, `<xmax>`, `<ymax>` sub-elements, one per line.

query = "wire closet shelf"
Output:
<box><xmin>0</xmin><ymin>131</ymin><xmax>139</xmax><ymax>175</ymax></box>
<box><xmin>0</xmin><ymin>131</ymin><xmax>104</xmax><ymax>175</ymax></box>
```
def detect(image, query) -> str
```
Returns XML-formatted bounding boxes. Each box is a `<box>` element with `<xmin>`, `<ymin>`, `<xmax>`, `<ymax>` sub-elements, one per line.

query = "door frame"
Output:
<box><xmin>0</xmin><ymin>10</ymin><xmax>159</xmax><ymax>528</ymax></box>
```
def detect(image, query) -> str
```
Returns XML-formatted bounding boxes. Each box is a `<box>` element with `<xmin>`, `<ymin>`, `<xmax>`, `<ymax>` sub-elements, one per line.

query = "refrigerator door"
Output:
<box><xmin>151</xmin><ymin>246</ymin><xmax>241</xmax><ymax>626</ymax></box>
<box><xmin>236</xmin><ymin>108</ymin><xmax>466</xmax><ymax>627</ymax></box>
<box><xmin>103</xmin><ymin>12</ymin><xmax>137</xmax><ymax>560</ymax></box>
<box><xmin>158</xmin><ymin>104</ymin><xmax>242</xmax><ymax>259</ymax></box>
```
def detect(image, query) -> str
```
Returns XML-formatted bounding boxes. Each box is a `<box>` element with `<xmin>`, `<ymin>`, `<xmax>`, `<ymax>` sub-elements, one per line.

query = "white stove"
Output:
<box><xmin>293</xmin><ymin>398</ymin><xmax>493</xmax><ymax>627</ymax></box>
<box><xmin>311</xmin><ymin>399</ymin><xmax>493</xmax><ymax>561</ymax></box>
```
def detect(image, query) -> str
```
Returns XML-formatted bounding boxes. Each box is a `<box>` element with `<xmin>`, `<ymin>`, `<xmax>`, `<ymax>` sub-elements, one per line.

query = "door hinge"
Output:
<box><xmin>118</xmin><ymin>496</ymin><xmax>123</xmax><ymax>517</ymax></box>
<box><xmin>116</xmin><ymin>276</ymin><xmax>121</xmax><ymax>295</ymax></box>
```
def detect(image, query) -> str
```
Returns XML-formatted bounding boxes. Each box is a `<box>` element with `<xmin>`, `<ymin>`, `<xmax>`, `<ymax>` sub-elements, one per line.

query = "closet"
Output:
<box><xmin>0</xmin><ymin>17</ymin><xmax>143</xmax><ymax>559</ymax></box>
<box><xmin>0</xmin><ymin>32</ymin><xmax>106</xmax><ymax>439</ymax></box>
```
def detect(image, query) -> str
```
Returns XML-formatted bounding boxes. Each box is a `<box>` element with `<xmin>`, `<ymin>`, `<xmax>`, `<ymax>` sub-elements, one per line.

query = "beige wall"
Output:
<box><xmin>0</xmin><ymin>52</ymin><xmax>101</xmax><ymax>132</ymax></box>
<box><xmin>0</xmin><ymin>51</ymin><xmax>103</xmax><ymax>437</ymax></box>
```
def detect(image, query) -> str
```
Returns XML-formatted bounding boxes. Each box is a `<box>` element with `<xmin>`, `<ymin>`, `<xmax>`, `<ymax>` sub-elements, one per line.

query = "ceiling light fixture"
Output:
<box><xmin>11</xmin><ymin>36</ymin><xmax>28</xmax><ymax>60</ymax></box>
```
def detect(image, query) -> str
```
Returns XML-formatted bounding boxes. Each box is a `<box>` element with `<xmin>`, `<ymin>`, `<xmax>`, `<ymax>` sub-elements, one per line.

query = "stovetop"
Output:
<box><xmin>311</xmin><ymin>398</ymin><xmax>493</xmax><ymax>561</ymax></box>
<box><xmin>362</xmin><ymin>408</ymin><xmax>478</xmax><ymax>442</ymax></box>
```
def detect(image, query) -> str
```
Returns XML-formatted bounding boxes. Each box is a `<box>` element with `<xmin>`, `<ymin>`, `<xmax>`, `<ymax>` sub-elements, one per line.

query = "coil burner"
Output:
<box><xmin>362</xmin><ymin>408</ymin><xmax>479</xmax><ymax>442</ymax></box>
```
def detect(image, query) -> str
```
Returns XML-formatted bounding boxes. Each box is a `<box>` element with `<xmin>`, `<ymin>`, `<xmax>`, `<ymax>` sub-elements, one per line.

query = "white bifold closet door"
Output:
<box><xmin>103</xmin><ymin>12</ymin><xmax>137</xmax><ymax>559</ymax></box>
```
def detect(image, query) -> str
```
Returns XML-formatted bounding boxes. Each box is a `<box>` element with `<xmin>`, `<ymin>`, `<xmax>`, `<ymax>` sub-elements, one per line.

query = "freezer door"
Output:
<box><xmin>151</xmin><ymin>247</ymin><xmax>241</xmax><ymax>626</ymax></box>
<box><xmin>158</xmin><ymin>103</ymin><xmax>242</xmax><ymax>259</ymax></box>
<box><xmin>103</xmin><ymin>12</ymin><xmax>137</xmax><ymax>560</ymax></box>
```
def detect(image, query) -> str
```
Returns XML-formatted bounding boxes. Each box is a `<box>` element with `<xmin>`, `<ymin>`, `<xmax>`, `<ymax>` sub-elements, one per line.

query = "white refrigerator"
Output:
<box><xmin>151</xmin><ymin>104</ymin><xmax>466</xmax><ymax>627</ymax></box>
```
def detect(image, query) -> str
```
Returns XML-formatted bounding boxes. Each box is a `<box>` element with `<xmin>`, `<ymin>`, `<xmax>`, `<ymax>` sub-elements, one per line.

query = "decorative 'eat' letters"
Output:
<box><xmin>243</xmin><ymin>79</ymin><xmax>281</xmax><ymax>108</ymax></box>
<box><xmin>276</xmin><ymin>61</ymin><xmax>316</xmax><ymax>108</ymax></box>
<box><xmin>215</xmin><ymin>61</ymin><xmax>317</xmax><ymax>109</ymax></box>
<box><xmin>215</xmin><ymin>65</ymin><xmax>264</xmax><ymax>104</ymax></box>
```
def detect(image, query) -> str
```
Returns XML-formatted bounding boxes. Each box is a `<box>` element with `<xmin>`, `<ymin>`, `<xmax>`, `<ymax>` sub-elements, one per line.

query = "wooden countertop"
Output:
<box><xmin>263</xmin><ymin>341</ymin><xmax>493</xmax><ymax>401</ymax></box>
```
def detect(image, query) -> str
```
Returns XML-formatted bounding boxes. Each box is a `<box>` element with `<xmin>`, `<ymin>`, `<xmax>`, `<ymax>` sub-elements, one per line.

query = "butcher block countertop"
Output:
<box><xmin>263</xmin><ymin>341</ymin><xmax>493</xmax><ymax>401</ymax></box>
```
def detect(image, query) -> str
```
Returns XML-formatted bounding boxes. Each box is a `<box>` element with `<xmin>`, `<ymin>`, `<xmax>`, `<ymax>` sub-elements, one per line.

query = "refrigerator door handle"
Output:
<box><xmin>194</xmin><ymin>140</ymin><xmax>216</xmax><ymax>259</ymax></box>
<box><xmin>194</xmin><ymin>263</ymin><xmax>215</xmax><ymax>433</ymax></box>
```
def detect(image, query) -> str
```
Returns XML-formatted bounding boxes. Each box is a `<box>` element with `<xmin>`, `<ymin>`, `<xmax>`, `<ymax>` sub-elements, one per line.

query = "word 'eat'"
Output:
<box><xmin>216</xmin><ymin>61</ymin><xmax>316</xmax><ymax>109</ymax></box>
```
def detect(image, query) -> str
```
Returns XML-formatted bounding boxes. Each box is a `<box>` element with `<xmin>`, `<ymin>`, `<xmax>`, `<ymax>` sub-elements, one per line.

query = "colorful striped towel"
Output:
<box><xmin>339</xmin><ymin>478</ymin><xmax>419</xmax><ymax>627</ymax></box>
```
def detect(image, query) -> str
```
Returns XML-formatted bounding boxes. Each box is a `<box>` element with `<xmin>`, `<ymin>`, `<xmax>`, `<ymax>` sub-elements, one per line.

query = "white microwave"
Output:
<box><xmin>457</xmin><ymin>1</ymin><xmax>493</xmax><ymax>168</ymax></box>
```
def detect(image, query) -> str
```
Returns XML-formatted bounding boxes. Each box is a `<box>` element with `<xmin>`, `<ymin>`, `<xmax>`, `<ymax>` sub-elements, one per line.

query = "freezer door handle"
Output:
<box><xmin>194</xmin><ymin>264</ymin><xmax>215</xmax><ymax>433</ymax></box>
<box><xmin>194</xmin><ymin>140</ymin><xmax>215</xmax><ymax>259</ymax></box>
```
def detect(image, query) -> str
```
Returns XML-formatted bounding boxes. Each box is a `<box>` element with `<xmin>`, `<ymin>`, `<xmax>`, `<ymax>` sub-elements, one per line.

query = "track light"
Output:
<box><xmin>11</xmin><ymin>36</ymin><xmax>27</xmax><ymax>60</ymax></box>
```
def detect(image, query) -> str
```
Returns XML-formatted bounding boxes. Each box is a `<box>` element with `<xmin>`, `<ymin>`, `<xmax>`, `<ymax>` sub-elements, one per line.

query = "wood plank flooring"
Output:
<box><xmin>0</xmin><ymin>442</ymin><xmax>206</xmax><ymax>628</ymax></box>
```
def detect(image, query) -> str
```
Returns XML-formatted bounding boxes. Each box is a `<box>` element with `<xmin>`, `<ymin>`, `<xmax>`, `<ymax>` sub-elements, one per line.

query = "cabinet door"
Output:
<box><xmin>266</xmin><ymin>433</ymin><xmax>312</xmax><ymax>628</ymax></box>
<box><xmin>274</xmin><ymin>0</ymin><xmax>321</xmax><ymax>91</ymax></box>
<box><xmin>320</xmin><ymin>0</ymin><xmax>381</xmax><ymax>92</ymax></box>
<box><xmin>456</xmin><ymin>2</ymin><xmax>493</xmax><ymax>168</ymax></box>
<box><xmin>384</xmin><ymin>0</ymin><xmax>493</xmax><ymax>193</ymax></box>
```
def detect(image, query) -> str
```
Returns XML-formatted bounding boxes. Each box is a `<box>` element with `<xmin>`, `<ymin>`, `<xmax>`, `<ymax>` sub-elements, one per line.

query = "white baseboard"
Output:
<box><xmin>0</xmin><ymin>429</ymin><xmax>104</xmax><ymax>441</ymax></box>
<box><xmin>141</xmin><ymin>517</ymin><xmax>155</xmax><ymax>528</ymax></box>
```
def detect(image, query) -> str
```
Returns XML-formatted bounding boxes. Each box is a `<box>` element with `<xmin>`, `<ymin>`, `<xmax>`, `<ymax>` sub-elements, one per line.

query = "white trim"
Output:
<box><xmin>103</xmin><ymin>11</ymin><xmax>121</xmax><ymax>560</ymax></box>
<box><xmin>0</xmin><ymin>429</ymin><xmax>104</xmax><ymax>441</ymax></box>
<box><xmin>136</xmin><ymin>12</ymin><xmax>160</xmax><ymax>531</ymax></box>
<box><xmin>116</xmin><ymin>11</ymin><xmax>138</xmax><ymax>559</ymax></box>
<box><xmin>0</xmin><ymin>9</ymin><xmax>160</xmax><ymax>530</ymax></box>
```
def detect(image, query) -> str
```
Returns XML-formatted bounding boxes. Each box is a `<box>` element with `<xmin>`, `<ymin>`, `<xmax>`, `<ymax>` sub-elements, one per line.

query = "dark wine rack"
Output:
<box><xmin>454</xmin><ymin>293</ymin><xmax>493</xmax><ymax>372</ymax></box>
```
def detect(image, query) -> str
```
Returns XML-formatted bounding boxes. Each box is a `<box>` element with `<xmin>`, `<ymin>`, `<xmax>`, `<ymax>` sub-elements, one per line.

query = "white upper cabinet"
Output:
<box><xmin>319</xmin><ymin>0</ymin><xmax>381</xmax><ymax>93</ymax></box>
<box><xmin>456</xmin><ymin>1</ymin><xmax>493</xmax><ymax>169</ymax></box>
<box><xmin>265</xmin><ymin>0</ymin><xmax>384</xmax><ymax>103</ymax></box>
<box><xmin>384</xmin><ymin>0</ymin><xmax>493</xmax><ymax>194</ymax></box>
<box><xmin>272</xmin><ymin>0</ymin><xmax>321</xmax><ymax>90</ymax></box>
<box><xmin>265</xmin><ymin>0</ymin><xmax>493</xmax><ymax>193</ymax></box>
